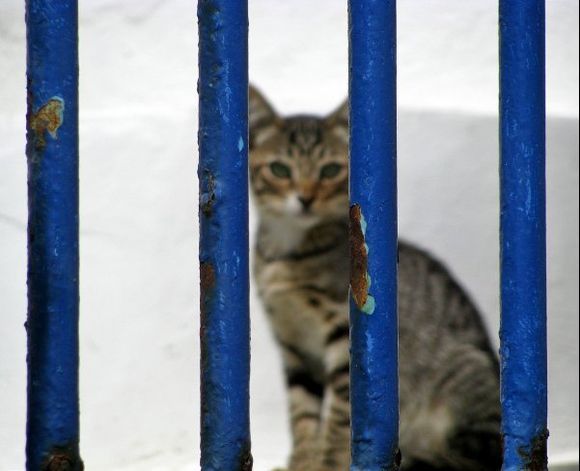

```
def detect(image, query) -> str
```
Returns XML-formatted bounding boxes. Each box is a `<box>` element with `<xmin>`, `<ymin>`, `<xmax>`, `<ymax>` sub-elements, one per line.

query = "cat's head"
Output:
<box><xmin>249</xmin><ymin>86</ymin><xmax>349</xmax><ymax>225</ymax></box>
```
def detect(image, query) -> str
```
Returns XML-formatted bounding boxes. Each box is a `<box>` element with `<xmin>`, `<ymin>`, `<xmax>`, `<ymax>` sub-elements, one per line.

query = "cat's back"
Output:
<box><xmin>397</xmin><ymin>242</ymin><xmax>495</xmax><ymax>356</ymax></box>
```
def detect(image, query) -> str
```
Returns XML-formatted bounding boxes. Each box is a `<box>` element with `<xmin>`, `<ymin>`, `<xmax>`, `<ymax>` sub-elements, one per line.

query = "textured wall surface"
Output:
<box><xmin>0</xmin><ymin>0</ymin><xmax>578</xmax><ymax>469</ymax></box>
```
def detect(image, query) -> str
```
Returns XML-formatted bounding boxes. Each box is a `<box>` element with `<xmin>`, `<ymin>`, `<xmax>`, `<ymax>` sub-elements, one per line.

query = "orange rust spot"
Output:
<box><xmin>200</xmin><ymin>261</ymin><xmax>216</xmax><ymax>328</ymax></box>
<box><xmin>199</xmin><ymin>262</ymin><xmax>215</xmax><ymax>376</ymax></box>
<box><xmin>29</xmin><ymin>98</ymin><xmax>64</xmax><ymax>150</ymax></box>
<box><xmin>200</xmin><ymin>261</ymin><xmax>216</xmax><ymax>296</ymax></box>
<box><xmin>350</xmin><ymin>204</ymin><xmax>369</xmax><ymax>310</ymax></box>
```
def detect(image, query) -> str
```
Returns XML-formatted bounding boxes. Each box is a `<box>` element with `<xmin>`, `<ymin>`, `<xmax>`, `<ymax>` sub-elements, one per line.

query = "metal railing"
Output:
<box><xmin>24</xmin><ymin>0</ymin><xmax>547</xmax><ymax>469</ymax></box>
<box><xmin>499</xmin><ymin>1</ymin><xmax>548</xmax><ymax>469</ymax></box>
<box><xmin>198</xmin><ymin>1</ymin><xmax>252</xmax><ymax>469</ymax></box>
<box><xmin>348</xmin><ymin>2</ymin><xmax>399</xmax><ymax>469</ymax></box>
<box><xmin>25</xmin><ymin>1</ymin><xmax>81</xmax><ymax>469</ymax></box>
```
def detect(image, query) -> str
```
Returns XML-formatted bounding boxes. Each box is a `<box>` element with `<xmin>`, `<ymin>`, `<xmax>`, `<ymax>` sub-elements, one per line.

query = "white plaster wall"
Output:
<box><xmin>0</xmin><ymin>1</ymin><xmax>577</xmax><ymax>469</ymax></box>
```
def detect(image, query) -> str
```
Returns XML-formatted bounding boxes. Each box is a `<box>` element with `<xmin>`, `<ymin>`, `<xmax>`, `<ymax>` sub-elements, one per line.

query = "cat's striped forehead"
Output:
<box><xmin>275</xmin><ymin>115</ymin><xmax>347</xmax><ymax>164</ymax></box>
<box><xmin>248</xmin><ymin>86</ymin><xmax>349</xmax><ymax>163</ymax></box>
<box><xmin>283</xmin><ymin>116</ymin><xmax>325</xmax><ymax>155</ymax></box>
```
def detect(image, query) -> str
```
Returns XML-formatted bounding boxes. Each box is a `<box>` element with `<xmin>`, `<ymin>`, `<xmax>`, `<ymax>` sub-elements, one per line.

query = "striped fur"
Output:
<box><xmin>250</xmin><ymin>86</ymin><xmax>501</xmax><ymax>471</ymax></box>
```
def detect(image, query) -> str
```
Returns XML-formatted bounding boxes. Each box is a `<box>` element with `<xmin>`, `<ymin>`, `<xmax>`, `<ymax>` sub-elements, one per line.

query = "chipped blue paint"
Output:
<box><xmin>361</xmin><ymin>292</ymin><xmax>376</xmax><ymax>315</ymax></box>
<box><xmin>25</xmin><ymin>1</ymin><xmax>82</xmax><ymax>470</ymax></box>
<box><xmin>198</xmin><ymin>1</ymin><xmax>252</xmax><ymax>470</ymax></box>
<box><xmin>349</xmin><ymin>0</ymin><xmax>399</xmax><ymax>469</ymax></box>
<box><xmin>359</xmin><ymin>212</ymin><xmax>367</xmax><ymax>233</ymax></box>
<box><xmin>358</xmin><ymin>211</ymin><xmax>376</xmax><ymax>315</ymax></box>
<box><xmin>500</xmin><ymin>0</ymin><xmax>548</xmax><ymax>469</ymax></box>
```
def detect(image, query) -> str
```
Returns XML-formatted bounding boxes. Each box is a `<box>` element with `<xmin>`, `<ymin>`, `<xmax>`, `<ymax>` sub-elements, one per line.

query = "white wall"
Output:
<box><xmin>0</xmin><ymin>1</ymin><xmax>578</xmax><ymax>469</ymax></box>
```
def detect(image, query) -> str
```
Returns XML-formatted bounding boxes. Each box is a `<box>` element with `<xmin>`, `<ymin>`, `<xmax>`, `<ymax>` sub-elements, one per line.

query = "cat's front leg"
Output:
<box><xmin>318</xmin><ymin>325</ymin><xmax>351</xmax><ymax>470</ymax></box>
<box><xmin>286</xmin><ymin>382</ymin><xmax>322</xmax><ymax>469</ymax></box>
<box><xmin>280</xmin><ymin>349</ymin><xmax>324</xmax><ymax>471</ymax></box>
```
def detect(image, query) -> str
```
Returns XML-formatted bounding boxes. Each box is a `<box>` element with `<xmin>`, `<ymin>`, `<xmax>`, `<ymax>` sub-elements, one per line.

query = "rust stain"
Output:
<box><xmin>43</xmin><ymin>446</ymin><xmax>83</xmax><ymax>471</ymax></box>
<box><xmin>350</xmin><ymin>204</ymin><xmax>369</xmax><ymax>310</ymax></box>
<box><xmin>518</xmin><ymin>429</ymin><xmax>549</xmax><ymax>471</ymax></box>
<box><xmin>199</xmin><ymin>261</ymin><xmax>215</xmax><ymax>434</ymax></box>
<box><xmin>200</xmin><ymin>261</ymin><xmax>216</xmax><ymax>301</ymax></box>
<box><xmin>29</xmin><ymin>97</ymin><xmax>65</xmax><ymax>150</ymax></box>
<box><xmin>200</xmin><ymin>261</ymin><xmax>216</xmax><ymax>341</ymax></box>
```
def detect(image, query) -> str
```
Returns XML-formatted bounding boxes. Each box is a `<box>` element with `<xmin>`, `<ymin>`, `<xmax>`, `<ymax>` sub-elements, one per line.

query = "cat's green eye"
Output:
<box><xmin>270</xmin><ymin>162</ymin><xmax>292</xmax><ymax>179</ymax></box>
<box><xmin>320</xmin><ymin>163</ymin><xmax>342</xmax><ymax>180</ymax></box>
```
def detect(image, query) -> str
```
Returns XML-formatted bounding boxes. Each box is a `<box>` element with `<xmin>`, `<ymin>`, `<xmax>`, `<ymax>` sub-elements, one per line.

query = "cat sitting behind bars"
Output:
<box><xmin>249</xmin><ymin>86</ymin><xmax>501</xmax><ymax>471</ymax></box>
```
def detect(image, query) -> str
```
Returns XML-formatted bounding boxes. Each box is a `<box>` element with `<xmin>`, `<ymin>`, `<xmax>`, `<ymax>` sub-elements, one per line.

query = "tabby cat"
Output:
<box><xmin>249</xmin><ymin>86</ymin><xmax>501</xmax><ymax>471</ymax></box>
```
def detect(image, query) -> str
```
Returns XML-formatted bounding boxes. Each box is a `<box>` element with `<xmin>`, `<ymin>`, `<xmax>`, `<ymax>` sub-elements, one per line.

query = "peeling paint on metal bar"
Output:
<box><xmin>25</xmin><ymin>1</ymin><xmax>81</xmax><ymax>470</ymax></box>
<box><xmin>500</xmin><ymin>0</ymin><xmax>548</xmax><ymax>469</ymax></box>
<box><xmin>198</xmin><ymin>0</ymin><xmax>252</xmax><ymax>469</ymax></box>
<box><xmin>348</xmin><ymin>0</ymin><xmax>399</xmax><ymax>469</ymax></box>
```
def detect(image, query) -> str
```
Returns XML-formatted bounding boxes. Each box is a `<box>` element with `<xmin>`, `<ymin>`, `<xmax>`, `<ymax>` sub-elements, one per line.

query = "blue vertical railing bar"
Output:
<box><xmin>198</xmin><ymin>1</ymin><xmax>252</xmax><ymax>470</ymax></box>
<box><xmin>348</xmin><ymin>0</ymin><xmax>399</xmax><ymax>469</ymax></box>
<box><xmin>499</xmin><ymin>0</ymin><xmax>548</xmax><ymax>469</ymax></box>
<box><xmin>25</xmin><ymin>1</ymin><xmax>82</xmax><ymax>470</ymax></box>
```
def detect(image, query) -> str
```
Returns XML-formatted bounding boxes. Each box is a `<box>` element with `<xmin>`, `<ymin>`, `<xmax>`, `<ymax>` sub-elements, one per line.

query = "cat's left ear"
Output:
<box><xmin>249</xmin><ymin>85</ymin><xmax>281</xmax><ymax>149</ymax></box>
<box><xmin>325</xmin><ymin>99</ymin><xmax>349</xmax><ymax>143</ymax></box>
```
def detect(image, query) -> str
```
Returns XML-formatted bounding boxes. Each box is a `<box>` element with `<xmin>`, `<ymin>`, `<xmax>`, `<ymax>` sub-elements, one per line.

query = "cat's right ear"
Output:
<box><xmin>325</xmin><ymin>99</ymin><xmax>349</xmax><ymax>143</ymax></box>
<box><xmin>249</xmin><ymin>85</ymin><xmax>280</xmax><ymax>149</ymax></box>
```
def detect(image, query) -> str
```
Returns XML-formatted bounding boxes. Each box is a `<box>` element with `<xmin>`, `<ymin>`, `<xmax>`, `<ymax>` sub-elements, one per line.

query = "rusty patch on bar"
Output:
<box><xmin>42</xmin><ymin>445</ymin><xmax>83</xmax><ymax>471</ymax></box>
<box><xmin>201</xmin><ymin>172</ymin><xmax>216</xmax><ymax>217</ymax></box>
<box><xmin>199</xmin><ymin>261</ymin><xmax>215</xmax><ymax>376</ymax></box>
<box><xmin>29</xmin><ymin>97</ymin><xmax>65</xmax><ymax>151</ymax></box>
<box><xmin>350</xmin><ymin>204</ymin><xmax>374</xmax><ymax>313</ymax></box>
<box><xmin>200</xmin><ymin>261</ymin><xmax>215</xmax><ymax>336</ymax></box>
<box><xmin>200</xmin><ymin>261</ymin><xmax>216</xmax><ymax>314</ymax></box>
<box><xmin>350</xmin><ymin>204</ymin><xmax>368</xmax><ymax>308</ymax></box>
<box><xmin>518</xmin><ymin>429</ymin><xmax>549</xmax><ymax>471</ymax></box>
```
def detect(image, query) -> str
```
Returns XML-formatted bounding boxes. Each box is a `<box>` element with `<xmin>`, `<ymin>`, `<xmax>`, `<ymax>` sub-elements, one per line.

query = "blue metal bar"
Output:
<box><xmin>25</xmin><ymin>1</ymin><xmax>82</xmax><ymax>470</ymax></box>
<box><xmin>198</xmin><ymin>1</ymin><xmax>252</xmax><ymax>470</ymax></box>
<box><xmin>499</xmin><ymin>1</ymin><xmax>548</xmax><ymax>469</ymax></box>
<box><xmin>348</xmin><ymin>1</ymin><xmax>399</xmax><ymax>469</ymax></box>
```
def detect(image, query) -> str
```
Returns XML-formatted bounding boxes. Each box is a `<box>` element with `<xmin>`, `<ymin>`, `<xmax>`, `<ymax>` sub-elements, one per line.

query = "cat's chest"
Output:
<box><xmin>266</xmin><ymin>284</ymin><xmax>348</xmax><ymax>379</ymax></box>
<box><xmin>253</xmin><ymin>227</ymin><xmax>350</xmax><ymax>304</ymax></box>
<box><xmin>255</xmin><ymin>257</ymin><xmax>349</xmax><ymax>367</ymax></box>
